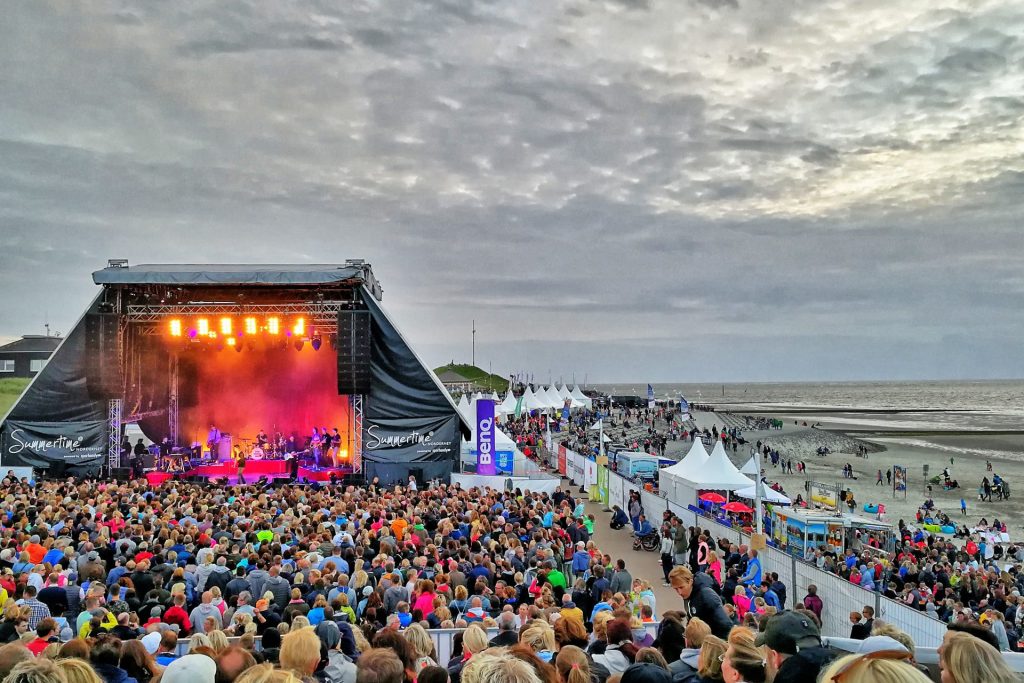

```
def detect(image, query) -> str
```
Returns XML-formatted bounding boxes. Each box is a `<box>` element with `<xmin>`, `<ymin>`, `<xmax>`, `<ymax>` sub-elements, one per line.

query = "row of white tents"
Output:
<box><xmin>456</xmin><ymin>384</ymin><xmax>593</xmax><ymax>419</ymax></box>
<box><xmin>660</xmin><ymin>439</ymin><xmax>792</xmax><ymax>505</ymax></box>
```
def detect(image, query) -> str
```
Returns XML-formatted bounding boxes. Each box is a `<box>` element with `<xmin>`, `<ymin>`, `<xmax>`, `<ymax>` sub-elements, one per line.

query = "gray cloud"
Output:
<box><xmin>1</xmin><ymin>0</ymin><xmax>1022</xmax><ymax>381</ymax></box>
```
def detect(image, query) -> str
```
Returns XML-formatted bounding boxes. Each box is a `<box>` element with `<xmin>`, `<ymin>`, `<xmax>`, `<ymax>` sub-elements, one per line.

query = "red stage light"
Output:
<box><xmin>293</xmin><ymin>317</ymin><xmax>306</xmax><ymax>336</ymax></box>
<box><xmin>169</xmin><ymin>319</ymin><xmax>183</xmax><ymax>337</ymax></box>
<box><xmin>220</xmin><ymin>317</ymin><xmax>233</xmax><ymax>335</ymax></box>
<box><xmin>197</xmin><ymin>318</ymin><xmax>210</xmax><ymax>336</ymax></box>
<box><xmin>244</xmin><ymin>317</ymin><xmax>258</xmax><ymax>335</ymax></box>
<box><xmin>267</xmin><ymin>317</ymin><xmax>281</xmax><ymax>335</ymax></box>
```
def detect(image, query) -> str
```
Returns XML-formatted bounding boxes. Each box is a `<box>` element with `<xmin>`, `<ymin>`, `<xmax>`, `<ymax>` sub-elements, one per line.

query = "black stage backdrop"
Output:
<box><xmin>361</xmin><ymin>286</ymin><xmax>469</xmax><ymax>484</ymax></box>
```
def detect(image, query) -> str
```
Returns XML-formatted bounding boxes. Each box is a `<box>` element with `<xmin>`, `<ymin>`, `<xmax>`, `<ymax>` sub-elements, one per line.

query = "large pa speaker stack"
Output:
<box><xmin>337</xmin><ymin>309</ymin><xmax>371</xmax><ymax>395</ymax></box>
<box><xmin>85</xmin><ymin>310</ymin><xmax>122</xmax><ymax>398</ymax></box>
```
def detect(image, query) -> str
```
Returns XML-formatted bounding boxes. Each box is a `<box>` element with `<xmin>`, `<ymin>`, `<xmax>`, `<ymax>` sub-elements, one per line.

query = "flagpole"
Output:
<box><xmin>755</xmin><ymin>451</ymin><xmax>764</xmax><ymax>536</ymax></box>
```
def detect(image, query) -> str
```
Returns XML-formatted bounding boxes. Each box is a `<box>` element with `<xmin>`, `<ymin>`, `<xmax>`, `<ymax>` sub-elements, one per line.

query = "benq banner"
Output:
<box><xmin>476</xmin><ymin>399</ymin><xmax>496</xmax><ymax>476</ymax></box>
<box><xmin>0</xmin><ymin>420</ymin><xmax>107</xmax><ymax>470</ymax></box>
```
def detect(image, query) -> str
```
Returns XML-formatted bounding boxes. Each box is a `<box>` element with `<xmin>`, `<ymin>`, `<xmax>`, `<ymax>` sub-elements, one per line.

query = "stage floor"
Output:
<box><xmin>144</xmin><ymin>463</ymin><xmax>351</xmax><ymax>486</ymax></box>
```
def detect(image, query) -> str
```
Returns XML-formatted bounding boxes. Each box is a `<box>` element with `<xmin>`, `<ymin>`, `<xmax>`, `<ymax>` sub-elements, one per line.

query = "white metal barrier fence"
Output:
<box><xmin>603</xmin><ymin>467</ymin><xmax>947</xmax><ymax>647</ymax></box>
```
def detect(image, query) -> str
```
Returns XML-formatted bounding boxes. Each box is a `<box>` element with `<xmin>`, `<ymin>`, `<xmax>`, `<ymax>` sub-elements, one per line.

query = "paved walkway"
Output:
<box><xmin>567</xmin><ymin>476</ymin><xmax>683</xmax><ymax>618</ymax></box>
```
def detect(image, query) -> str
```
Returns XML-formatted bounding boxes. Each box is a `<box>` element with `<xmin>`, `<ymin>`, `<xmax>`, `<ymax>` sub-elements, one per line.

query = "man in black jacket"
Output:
<box><xmin>756</xmin><ymin>612</ymin><xmax>835</xmax><ymax>683</ymax></box>
<box><xmin>669</xmin><ymin>566</ymin><xmax>733</xmax><ymax>639</ymax></box>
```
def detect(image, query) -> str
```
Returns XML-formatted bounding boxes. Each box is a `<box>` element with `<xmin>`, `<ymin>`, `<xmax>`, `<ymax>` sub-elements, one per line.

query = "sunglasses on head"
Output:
<box><xmin>831</xmin><ymin>650</ymin><xmax>912</xmax><ymax>682</ymax></box>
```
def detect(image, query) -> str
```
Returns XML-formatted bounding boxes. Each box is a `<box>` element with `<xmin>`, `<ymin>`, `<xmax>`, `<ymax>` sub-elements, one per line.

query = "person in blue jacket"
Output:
<box><xmin>739</xmin><ymin>548</ymin><xmax>762</xmax><ymax>587</ymax></box>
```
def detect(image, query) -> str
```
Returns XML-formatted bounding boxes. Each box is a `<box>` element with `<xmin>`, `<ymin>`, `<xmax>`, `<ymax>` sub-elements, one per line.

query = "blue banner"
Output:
<box><xmin>680</xmin><ymin>395</ymin><xmax>689</xmax><ymax>412</ymax></box>
<box><xmin>496</xmin><ymin>450</ymin><xmax>514</xmax><ymax>474</ymax></box>
<box><xmin>476</xmin><ymin>399</ymin><xmax>497</xmax><ymax>475</ymax></box>
<box><xmin>647</xmin><ymin>384</ymin><xmax>655</xmax><ymax>408</ymax></box>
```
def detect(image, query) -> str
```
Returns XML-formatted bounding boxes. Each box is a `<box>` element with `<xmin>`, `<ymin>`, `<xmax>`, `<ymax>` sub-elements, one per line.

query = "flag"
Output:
<box><xmin>680</xmin><ymin>395</ymin><xmax>690</xmax><ymax>420</ymax></box>
<box><xmin>647</xmin><ymin>384</ymin><xmax>655</xmax><ymax>409</ymax></box>
<box><xmin>514</xmin><ymin>396</ymin><xmax>524</xmax><ymax>418</ymax></box>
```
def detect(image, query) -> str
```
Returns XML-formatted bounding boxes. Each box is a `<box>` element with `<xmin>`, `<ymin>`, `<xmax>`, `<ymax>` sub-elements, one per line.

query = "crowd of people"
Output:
<box><xmin>0</xmin><ymin>462</ymin><xmax>1017</xmax><ymax>683</ymax></box>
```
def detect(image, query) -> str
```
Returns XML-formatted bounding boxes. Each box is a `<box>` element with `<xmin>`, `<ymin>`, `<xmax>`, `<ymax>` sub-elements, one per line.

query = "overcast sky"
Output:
<box><xmin>2</xmin><ymin>1</ymin><xmax>1023</xmax><ymax>383</ymax></box>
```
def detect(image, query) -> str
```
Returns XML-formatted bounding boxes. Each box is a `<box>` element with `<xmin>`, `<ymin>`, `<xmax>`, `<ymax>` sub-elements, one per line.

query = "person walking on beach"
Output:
<box><xmin>876</xmin><ymin>470</ymin><xmax>883</xmax><ymax>486</ymax></box>
<box><xmin>886</xmin><ymin>469</ymin><xmax>892</xmax><ymax>485</ymax></box>
<box><xmin>961</xmin><ymin>498</ymin><xmax>967</xmax><ymax>515</ymax></box>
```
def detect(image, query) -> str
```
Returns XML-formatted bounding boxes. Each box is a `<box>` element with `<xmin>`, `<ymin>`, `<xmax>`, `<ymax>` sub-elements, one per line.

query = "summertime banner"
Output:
<box><xmin>558</xmin><ymin>444</ymin><xmax>567</xmax><ymax>475</ymax></box>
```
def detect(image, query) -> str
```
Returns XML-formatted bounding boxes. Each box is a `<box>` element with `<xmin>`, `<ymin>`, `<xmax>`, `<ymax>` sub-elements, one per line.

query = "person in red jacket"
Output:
<box><xmin>163</xmin><ymin>593</ymin><xmax>191</xmax><ymax>635</ymax></box>
<box><xmin>27</xmin><ymin>618</ymin><xmax>59</xmax><ymax>656</ymax></box>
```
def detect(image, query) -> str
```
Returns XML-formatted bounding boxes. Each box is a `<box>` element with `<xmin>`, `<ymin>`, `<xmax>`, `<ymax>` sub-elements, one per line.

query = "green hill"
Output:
<box><xmin>434</xmin><ymin>364</ymin><xmax>509</xmax><ymax>393</ymax></box>
<box><xmin>0</xmin><ymin>378</ymin><xmax>30</xmax><ymax>417</ymax></box>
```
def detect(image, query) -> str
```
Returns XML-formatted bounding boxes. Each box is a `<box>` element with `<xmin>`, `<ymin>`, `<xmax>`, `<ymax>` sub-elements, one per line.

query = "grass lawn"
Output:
<box><xmin>434</xmin><ymin>363</ymin><xmax>509</xmax><ymax>393</ymax></box>
<box><xmin>0</xmin><ymin>378</ymin><xmax>30</xmax><ymax>416</ymax></box>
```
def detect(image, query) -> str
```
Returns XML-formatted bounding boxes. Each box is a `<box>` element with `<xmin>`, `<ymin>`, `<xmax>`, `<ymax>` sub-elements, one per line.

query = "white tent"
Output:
<box><xmin>457</xmin><ymin>395</ymin><xmax>472</xmax><ymax>422</ymax></box>
<box><xmin>545</xmin><ymin>385</ymin><xmax>564</xmax><ymax>408</ymax></box>
<box><xmin>740</xmin><ymin>455</ymin><xmax>759</xmax><ymax>476</ymax></box>
<box><xmin>498</xmin><ymin>391</ymin><xmax>519</xmax><ymax>416</ymax></box>
<box><xmin>735</xmin><ymin>483</ymin><xmax>791</xmax><ymax>505</ymax></box>
<box><xmin>659</xmin><ymin>440</ymin><xmax>710</xmax><ymax>507</ymax></box>
<box><xmin>522</xmin><ymin>386</ymin><xmax>548</xmax><ymax>412</ymax></box>
<box><xmin>557</xmin><ymin>384</ymin><xmax>573</xmax><ymax>400</ymax></box>
<box><xmin>681</xmin><ymin>440</ymin><xmax>752</xmax><ymax>491</ymax></box>
<box><xmin>489</xmin><ymin>391</ymin><xmax>500</xmax><ymax>402</ymax></box>
<box><xmin>570</xmin><ymin>385</ymin><xmax>593</xmax><ymax>410</ymax></box>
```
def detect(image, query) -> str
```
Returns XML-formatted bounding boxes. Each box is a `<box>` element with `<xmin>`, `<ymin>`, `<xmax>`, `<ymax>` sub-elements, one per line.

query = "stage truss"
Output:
<box><xmin>125</xmin><ymin>302</ymin><xmax>351</xmax><ymax>332</ymax></box>
<box><xmin>108</xmin><ymin>399</ymin><xmax>122</xmax><ymax>471</ymax></box>
<box><xmin>351</xmin><ymin>394</ymin><xmax>363</xmax><ymax>474</ymax></box>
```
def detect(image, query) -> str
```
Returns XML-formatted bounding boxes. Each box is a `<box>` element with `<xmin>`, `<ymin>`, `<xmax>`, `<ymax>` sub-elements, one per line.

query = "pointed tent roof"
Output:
<box><xmin>498</xmin><ymin>391</ymin><xmax>519</xmax><ymax>415</ymax></box>
<box><xmin>735</xmin><ymin>483</ymin><xmax>791</xmax><ymax>505</ymax></box>
<box><xmin>570</xmin><ymin>385</ymin><xmax>593</xmax><ymax>409</ymax></box>
<box><xmin>557</xmin><ymin>384</ymin><xmax>572</xmax><ymax>400</ymax></box>
<box><xmin>545</xmin><ymin>385</ymin><xmax>563</xmax><ymax>407</ymax></box>
<box><xmin>457</xmin><ymin>395</ymin><xmax>472</xmax><ymax>422</ymax></box>
<box><xmin>740</xmin><ymin>455</ymin><xmax>759</xmax><ymax>476</ymax></box>
<box><xmin>660</xmin><ymin>439</ymin><xmax>709</xmax><ymax>480</ymax></box>
<box><xmin>682</xmin><ymin>440</ymin><xmax>752</xmax><ymax>490</ymax></box>
<box><xmin>522</xmin><ymin>386</ymin><xmax>548</xmax><ymax>412</ymax></box>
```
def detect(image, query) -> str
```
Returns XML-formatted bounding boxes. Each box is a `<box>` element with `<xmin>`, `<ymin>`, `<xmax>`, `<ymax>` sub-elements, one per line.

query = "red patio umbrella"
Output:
<box><xmin>722</xmin><ymin>501</ymin><xmax>753</xmax><ymax>513</ymax></box>
<box><xmin>699</xmin><ymin>492</ymin><xmax>727</xmax><ymax>504</ymax></box>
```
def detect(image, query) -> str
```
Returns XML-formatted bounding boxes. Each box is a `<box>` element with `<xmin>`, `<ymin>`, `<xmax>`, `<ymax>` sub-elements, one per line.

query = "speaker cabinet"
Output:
<box><xmin>337</xmin><ymin>309</ymin><xmax>371</xmax><ymax>395</ymax></box>
<box><xmin>85</xmin><ymin>311</ymin><xmax>122</xmax><ymax>398</ymax></box>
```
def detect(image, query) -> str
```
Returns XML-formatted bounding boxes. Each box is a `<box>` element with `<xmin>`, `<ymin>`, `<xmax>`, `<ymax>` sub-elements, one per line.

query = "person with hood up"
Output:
<box><xmin>592</xmin><ymin>619</ymin><xmax>639</xmax><ymax>675</ymax></box>
<box><xmin>189</xmin><ymin>591</ymin><xmax>223</xmax><ymax>634</ymax></box>
<box><xmin>754</xmin><ymin>612</ymin><xmax>834</xmax><ymax>683</ymax></box>
<box><xmin>315</xmin><ymin>620</ymin><xmax>357</xmax><ymax>683</ymax></box>
<box><xmin>667</xmin><ymin>617</ymin><xmax>711</xmax><ymax>683</ymax></box>
<box><xmin>669</xmin><ymin>566</ymin><xmax>733</xmax><ymax>639</ymax></box>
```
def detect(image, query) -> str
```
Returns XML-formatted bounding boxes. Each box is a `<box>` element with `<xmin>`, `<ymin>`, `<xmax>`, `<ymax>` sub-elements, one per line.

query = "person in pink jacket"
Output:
<box><xmin>412</xmin><ymin>579</ymin><xmax>438</xmax><ymax>617</ymax></box>
<box><xmin>732</xmin><ymin>585</ymin><xmax>751</xmax><ymax>619</ymax></box>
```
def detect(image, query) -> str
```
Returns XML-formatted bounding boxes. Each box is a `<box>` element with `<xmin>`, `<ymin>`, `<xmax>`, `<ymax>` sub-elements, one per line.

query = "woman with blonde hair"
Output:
<box><xmin>696</xmin><ymin>635</ymin><xmax>727</xmax><ymax>683</ymax></box>
<box><xmin>448</xmin><ymin>624</ymin><xmax>489</xmax><ymax>683</ymax></box>
<box><xmin>234</xmin><ymin>663</ymin><xmax>303</xmax><ymax>683</ymax></box>
<box><xmin>206</xmin><ymin>629</ymin><xmax>230</xmax><ymax>654</ymax></box>
<box><xmin>520</xmin><ymin>621</ymin><xmax>558</xmax><ymax>663</ymax></box>
<box><xmin>188</xmin><ymin>633</ymin><xmax>212</xmax><ymax>652</ymax></box>
<box><xmin>720</xmin><ymin>632</ymin><xmax>767</xmax><ymax>683</ymax></box>
<box><xmin>555</xmin><ymin>645</ymin><xmax>590</xmax><ymax>683</ymax></box>
<box><xmin>939</xmin><ymin>631</ymin><xmax>1017</xmax><ymax>683</ymax></box>
<box><xmin>57</xmin><ymin>658</ymin><xmax>104</xmax><ymax>683</ymax></box>
<box><xmin>403</xmin><ymin>624</ymin><xmax>437</xmax><ymax>672</ymax></box>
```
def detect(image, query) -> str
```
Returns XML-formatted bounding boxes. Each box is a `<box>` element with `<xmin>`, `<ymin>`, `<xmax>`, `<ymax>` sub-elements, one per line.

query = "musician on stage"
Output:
<box><xmin>234</xmin><ymin>444</ymin><xmax>246</xmax><ymax>484</ymax></box>
<box><xmin>310</xmin><ymin>427</ymin><xmax>322</xmax><ymax>469</ymax></box>
<box><xmin>321</xmin><ymin>428</ymin><xmax>333</xmax><ymax>469</ymax></box>
<box><xmin>329</xmin><ymin>427</ymin><xmax>342</xmax><ymax>466</ymax></box>
<box><xmin>256</xmin><ymin>429</ymin><xmax>268</xmax><ymax>448</ymax></box>
<box><xmin>207</xmin><ymin>423</ymin><xmax>221</xmax><ymax>454</ymax></box>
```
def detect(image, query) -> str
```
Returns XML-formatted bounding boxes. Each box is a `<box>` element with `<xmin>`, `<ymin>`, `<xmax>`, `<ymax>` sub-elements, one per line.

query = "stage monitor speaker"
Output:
<box><xmin>337</xmin><ymin>309</ymin><xmax>371</xmax><ymax>395</ymax></box>
<box><xmin>85</xmin><ymin>311</ymin><xmax>122</xmax><ymax>398</ymax></box>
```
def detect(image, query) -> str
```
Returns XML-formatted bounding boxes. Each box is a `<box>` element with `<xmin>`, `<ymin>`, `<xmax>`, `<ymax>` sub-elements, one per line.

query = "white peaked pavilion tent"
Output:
<box><xmin>489</xmin><ymin>391</ymin><xmax>500</xmax><ymax>402</ymax></box>
<box><xmin>557</xmin><ymin>384</ymin><xmax>573</xmax><ymax>401</ymax></box>
<box><xmin>660</xmin><ymin>440</ymin><xmax>710</xmax><ymax>504</ymax></box>
<box><xmin>740</xmin><ymin>455</ymin><xmax>759</xmax><ymax>476</ymax></box>
<box><xmin>522</xmin><ymin>386</ymin><xmax>548</xmax><ymax>412</ymax></box>
<box><xmin>690</xmin><ymin>440</ymin><xmax>753</xmax><ymax>490</ymax></box>
<box><xmin>457</xmin><ymin>394</ymin><xmax>472</xmax><ymax>422</ymax></box>
<box><xmin>570</xmin><ymin>386</ymin><xmax>593</xmax><ymax>410</ymax></box>
<box><xmin>498</xmin><ymin>391</ymin><xmax>519</xmax><ymax>416</ymax></box>
<box><xmin>735</xmin><ymin>482</ymin><xmax>791</xmax><ymax>505</ymax></box>
<box><xmin>545</xmin><ymin>385</ymin><xmax>564</xmax><ymax>408</ymax></box>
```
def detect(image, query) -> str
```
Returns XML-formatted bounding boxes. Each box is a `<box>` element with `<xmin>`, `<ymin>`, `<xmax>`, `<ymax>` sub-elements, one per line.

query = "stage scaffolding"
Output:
<box><xmin>351</xmin><ymin>394</ymin><xmax>363</xmax><ymax>474</ymax></box>
<box><xmin>107</xmin><ymin>399</ymin><xmax>122</xmax><ymax>471</ymax></box>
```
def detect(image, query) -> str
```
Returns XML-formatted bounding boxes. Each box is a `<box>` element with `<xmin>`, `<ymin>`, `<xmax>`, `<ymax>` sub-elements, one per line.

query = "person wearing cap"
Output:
<box><xmin>161</xmin><ymin>654</ymin><xmax>217</xmax><ymax>683</ymax></box>
<box><xmin>668</xmin><ymin>566</ymin><xmax>732</xmax><ymax>639</ymax></box>
<box><xmin>755</xmin><ymin>611</ymin><xmax>834</xmax><ymax>683</ymax></box>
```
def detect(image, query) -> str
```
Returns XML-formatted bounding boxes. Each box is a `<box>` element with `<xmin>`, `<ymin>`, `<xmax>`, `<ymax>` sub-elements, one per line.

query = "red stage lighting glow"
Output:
<box><xmin>244</xmin><ymin>317</ymin><xmax>258</xmax><ymax>335</ymax></box>
<box><xmin>293</xmin><ymin>317</ymin><xmax>306</xmax><ymax>337</ymax></box>
<box><xmin>197</xmin><ymin>318</ymin><xmax>210</xmax><ymax>336</ymax></box>
<box><xmin>220</xmin><ymin>317</ymin><xmax>233</xmax><ymax>335</ymax></box>
<box><xmin>169</xmin><ymin>319</ymin><xmax>183</xmax><ymax>337</ymax></box>
<box><xmin>226</xmin><ymin>337</ymin><xmax>236</xmax><ymax>347</ymax></box>
<box><xmin>267</xmin><ymin>317</ymin><xmax>281</xmax><ymax>335</ymax></box>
